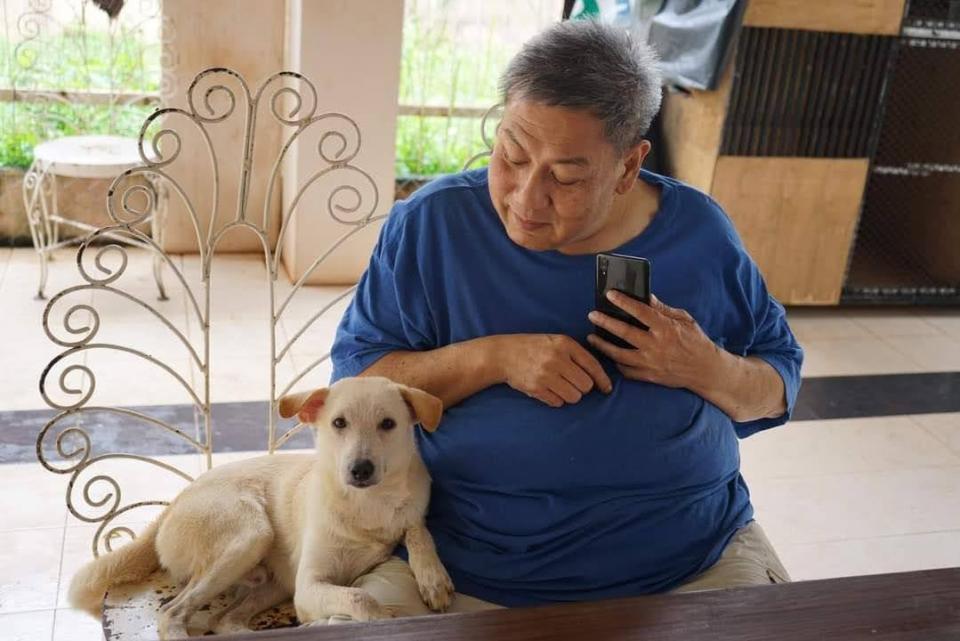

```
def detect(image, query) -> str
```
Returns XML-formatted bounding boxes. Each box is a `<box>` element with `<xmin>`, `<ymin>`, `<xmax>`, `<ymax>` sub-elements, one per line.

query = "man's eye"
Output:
<box><xmin>552</xmin><ymin>174</ymin><xmax>580</xmax><ymax>186</ymax></box>
<box><xmin>505</xmin><ymin>154</ymin><xmax>527</xmax><ymax>166</ymax></box>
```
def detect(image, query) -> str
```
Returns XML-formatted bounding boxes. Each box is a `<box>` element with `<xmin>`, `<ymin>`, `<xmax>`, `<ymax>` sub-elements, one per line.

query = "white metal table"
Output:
<box><xmin>21</xmin><ymin>134</ymin><xmax>166</xmax><ymax>299</ymax></box>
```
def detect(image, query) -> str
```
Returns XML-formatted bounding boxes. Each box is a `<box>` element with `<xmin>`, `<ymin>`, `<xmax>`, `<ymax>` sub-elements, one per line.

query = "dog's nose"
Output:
<box><xmin>350</xmin><ymin>459</ymin><xmax>375</xmax><ymax>484</ymax></box>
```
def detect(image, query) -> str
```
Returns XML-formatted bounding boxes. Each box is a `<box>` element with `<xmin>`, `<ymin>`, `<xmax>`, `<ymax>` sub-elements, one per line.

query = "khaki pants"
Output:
<box><xmin>325</xmin><ymin>521</ymin><xmax>789</xmax><ymax>622</ymax></box>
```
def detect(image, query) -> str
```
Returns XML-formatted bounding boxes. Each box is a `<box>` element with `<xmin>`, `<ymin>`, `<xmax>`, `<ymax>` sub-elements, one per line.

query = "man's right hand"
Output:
<box><xmin>491</xmin><ymin>334</ymin><xmax>613</xmax><ymax>407</ymax></box>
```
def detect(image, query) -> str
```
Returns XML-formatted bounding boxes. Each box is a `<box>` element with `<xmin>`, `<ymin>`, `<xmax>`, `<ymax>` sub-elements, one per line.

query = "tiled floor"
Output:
<box><xmin>2</xmin><ymin>246</ymin><xmax>960</xmax><ymax>640</ymax></box>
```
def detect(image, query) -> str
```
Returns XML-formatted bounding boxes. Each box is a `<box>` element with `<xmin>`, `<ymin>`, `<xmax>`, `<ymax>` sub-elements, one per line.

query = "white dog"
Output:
<box><xmin>69</xmin><ymin>376</ymin><xmax>454</xmax><ymax>638</ymax></box>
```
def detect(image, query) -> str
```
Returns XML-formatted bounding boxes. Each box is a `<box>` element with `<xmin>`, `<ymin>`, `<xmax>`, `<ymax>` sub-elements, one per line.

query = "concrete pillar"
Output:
<box><xmin>161</xmin><ymin>0</ymin><xmax>285</xmax><ymax>253</ymax></box>
<box><xmin>281</xmin><ymin>0</ymin><xmax>404</xmax><ymax>284</ymax></box>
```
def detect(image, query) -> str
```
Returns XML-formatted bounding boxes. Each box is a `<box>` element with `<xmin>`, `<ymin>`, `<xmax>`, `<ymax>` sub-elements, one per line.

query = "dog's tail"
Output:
<box><xmin>68</xmin><ymin>518</ymin><xmax>162</xmax><ymax>616</ymax></box>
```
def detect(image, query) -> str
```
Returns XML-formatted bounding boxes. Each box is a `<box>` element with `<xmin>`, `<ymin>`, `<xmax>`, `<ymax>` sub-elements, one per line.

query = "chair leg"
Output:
<box><xmin>49</xmin><ymin>173</ymin><xmax>61</xmax><ymax>251</ymax></box>
<box><xmin>148</xmin><ymin>174</ymin><xmax>168</xmax><ymax>301</ymax></box>
<box><xmin>22</xmin><ymin>161</ymin><xmax>51</xmax><ymax>299</ymax></box>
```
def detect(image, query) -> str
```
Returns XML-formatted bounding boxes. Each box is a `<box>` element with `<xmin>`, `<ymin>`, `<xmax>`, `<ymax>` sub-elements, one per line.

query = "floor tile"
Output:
<box><xmin>1</xmin><ymin>248</ymin><xmax>88</xmax><ymax>301</ymax></box>
<box><xmin>0</xmin><ymin>247</ymin><xmax>13</xmax><ymax>286</ymax></box>
<box><xmin>798</xmin><ymin>337</ymin><xmax>921</xmax><ymax>377</ymax></box>
<box><xmin>750</xmin><ymin>466</ymin><xmax>960</xmax><ymax>546</ymax></box>
<box><xmin>0</xmin><ymin>462</ymin><xmax>68</xmax><ymax>531</ymax></box>
<box><xmin>792</xmin><ymin>372</ymin><xmax>960</xmax><ymax>421</ymax></box>
<box><xmin>784</xmin><ymin>308</ymin><xmax>863</xmax><ymax>342</ymax></box>
<box><xmin>921</xmin><ymin>310</ymin><xmax>960</xmax><ymax>339</ymax></box>
<box><xmin>778</xmin><ymin>530</ymin><xmax>960</xmax><ymax>582</ymax></box>
<box><xmin>883</xmin><ymin>335</ymin><xmax>960</xmax><ymax>372</ymax></box>
<box><xmin>0</xmin><ymin>608</ymin><xmax>55</xmax><ymax>641</ymax></box>
<box><xmin>208</xmin><ymin>355</ymin><xmax>299</xmax><ymax>404</ymax></box>
<box><xmin>910</xmin><ymin>413</ymin><xmax>960</xmax><ymax>458</ymax></box>
<box><xmin>0</xmin><ymin>528</ymin><xmax>63</xmax><ymax>613</ymax></box>
<box><xmin>845</xmin><ymin>308</ymin><xmax>943</xmax><ymax>338</ymax></box>
<box><xmin>740</xmin><ymin>416</ymin><xmax>960</xmax><ymax>480</ymax></box>
<box><xmin>82</xmin><ymin>349</ymin><xmax>198</xmax><ymax>409</ymax></box>
<box><xmin>60</xmin><ymin>526</ymin><xmax>102</xmax><ymax>608</ymax></box>
<box><xmin>53</xmin><ymin>607</ymin><xmax>104</xmax><ymax>641</ymax></box>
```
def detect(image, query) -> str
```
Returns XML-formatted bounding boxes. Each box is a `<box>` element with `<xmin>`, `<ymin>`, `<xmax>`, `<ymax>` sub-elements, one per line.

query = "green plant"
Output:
<box><xmin>0</xmin><ymin>101</ymin><xmax>153</xmax><ymax>169</ymax></box>
<box><xmin>395</xmin><ymin>0</ymin><xmax>508</xmax><ymax>178</ymax></box>
<box><xmin>0</xmin><ymin>26</ymin><xmax>158</xmax><ymax>169</ymax></box>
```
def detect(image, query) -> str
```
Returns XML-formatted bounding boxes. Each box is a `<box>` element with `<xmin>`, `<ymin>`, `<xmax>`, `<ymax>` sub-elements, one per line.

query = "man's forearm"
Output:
<box><xmin>358</xmin><ymin>336</ymin><xmax>505</xmax><ymax>408</ymax></box>
<box><xmin>691</xmin><ymin>345</ymin><xmax>787</xmax><ymax>423</ymax></box>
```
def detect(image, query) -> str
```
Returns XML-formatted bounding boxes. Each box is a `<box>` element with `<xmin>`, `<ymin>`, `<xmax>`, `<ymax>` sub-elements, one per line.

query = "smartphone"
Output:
<box><xmin>595</xmin><ymin>253</ymin><xmax>651</xmax><ymax>349</ymax></box>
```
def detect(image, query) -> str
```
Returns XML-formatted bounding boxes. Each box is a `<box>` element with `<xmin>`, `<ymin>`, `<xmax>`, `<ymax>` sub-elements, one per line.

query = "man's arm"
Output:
<box><xmin>360</xmin><ymin>334</ymin><xmax>613</xmax><ymax>409</ymax></box>
<box><xmin>692</xmin><ymin>347</ymin><xmax>787</xmax><ymax>422</ymax></box>
<box><xmin>359</xmin><ymin>337</ymin><xmax>502</xmax><ymax>408</ymax></box>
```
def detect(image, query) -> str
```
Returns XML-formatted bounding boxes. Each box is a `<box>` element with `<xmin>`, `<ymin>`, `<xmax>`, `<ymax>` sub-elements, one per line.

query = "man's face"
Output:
<box><xmin>488</xmin><ymin>99</ymin><xmax>627</xmax><ymax>252</ymax></box>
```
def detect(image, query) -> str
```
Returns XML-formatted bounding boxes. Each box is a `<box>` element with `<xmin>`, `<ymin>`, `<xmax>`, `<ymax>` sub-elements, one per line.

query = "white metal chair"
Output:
<box><xmin>36</xmin><ymin>66</ymin><xmax>381</xmax><ymax>638</ymax></box>
<box><xmin>22</xmin><ymin>135</ymin><xmax>167</xmax><ymax>299</ymax></box>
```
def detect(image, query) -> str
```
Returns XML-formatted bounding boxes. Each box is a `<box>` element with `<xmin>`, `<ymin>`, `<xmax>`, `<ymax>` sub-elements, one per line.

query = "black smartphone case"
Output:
<box><xmin>595</xmin><ymin>254</ymin><xmax>650</xmax><ymax>349</ymax></box>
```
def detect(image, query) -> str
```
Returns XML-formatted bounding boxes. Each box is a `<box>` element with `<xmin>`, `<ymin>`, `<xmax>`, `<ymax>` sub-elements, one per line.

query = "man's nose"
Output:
<box><xmin>515</xmin><ymin>171</ymin><xmax>550</xmax><ymax>213</ymax></box>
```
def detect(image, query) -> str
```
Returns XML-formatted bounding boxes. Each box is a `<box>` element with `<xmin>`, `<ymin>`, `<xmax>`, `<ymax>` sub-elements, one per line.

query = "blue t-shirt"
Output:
<box><xmin>331</xmin><ymin>168</ymin><xmax>803</xmax><ymax>606</ymax></box>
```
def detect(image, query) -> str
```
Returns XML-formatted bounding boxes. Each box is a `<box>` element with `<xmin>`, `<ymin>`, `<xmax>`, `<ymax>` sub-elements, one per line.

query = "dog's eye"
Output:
<box><xmin>332</xmin><ymin>417</ymin><xmax>347</xmax><ymax>429</ymax></box>
<box><xmin>379</xmin><ymin>418</ymin><xmax>396</xmax><ymax>431</ymax></box>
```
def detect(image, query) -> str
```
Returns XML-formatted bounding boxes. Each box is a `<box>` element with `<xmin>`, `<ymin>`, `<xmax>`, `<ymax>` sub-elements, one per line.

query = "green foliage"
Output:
<box><xmin>0</xmin><ymin>27</ymin><xmax>160</xmax><ymax>92</ymax></box>
<box><xmin>395</xmin><ymin>0</ymin><xmax>506</xmax><ymax>177</ymax></box>
<box><xmin>395</xmin><ymin>115</ymin><xmax>490</xmax><ymax>178</ymax></box>
<box><xmin>0</xmin><ymin>27</ymin><xmax>158</xmax><ymax>168</ymax></box>
<box><xmin>0</xmin><ymin>5</ymin><xmax>500</xmax><ymax>178</ymax></box>
<box><xmin>0</xmin><ymin>101</ymin><xmax>153</xmax><ymax>169</ymax></box>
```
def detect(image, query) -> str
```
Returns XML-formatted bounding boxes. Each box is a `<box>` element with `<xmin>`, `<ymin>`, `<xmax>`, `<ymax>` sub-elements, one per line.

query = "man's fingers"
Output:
<box><xmin>588</xmin><ymin>311</ymin><xmax>650</xmax><ymax>349</ymax></box>
<box><xmin>527</xmin><ymin>388</ymin><xmax>564</xmax><ymax>408</ymax></box>
<box><xmin>569</xmin><ymin>344</ymin><xmax>613</xmax><ymax>393</ymax></box>
<box><xmin>587</xmin><ymin>333</ymin><xmax>643</xmax><ymax>367</ymax></box>
<box><xmin>550</xmin><ymin>377</ymin><xmax>584</xmax><ymax>404</ymax></box>
<box><xmin>560</xmin><ymin>359</ymin><xmax>595</xmax><ymax>394</ymax></box>
<box><xmin>604</xmin><ymin>291</ymin><xmax>660</xmax><ymax>328</ymax></box>
<box><xmin>650</xmin><ymin>294</ymin><xmax>692</xmax><ymax>321</ymax></box>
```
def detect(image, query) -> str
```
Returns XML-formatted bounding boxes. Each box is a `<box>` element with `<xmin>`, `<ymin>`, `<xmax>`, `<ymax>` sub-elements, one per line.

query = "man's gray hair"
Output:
<box><xmin>499</xmin><ymin>20</ymin><xmax>662</xmax><ymax>152</ymax></box>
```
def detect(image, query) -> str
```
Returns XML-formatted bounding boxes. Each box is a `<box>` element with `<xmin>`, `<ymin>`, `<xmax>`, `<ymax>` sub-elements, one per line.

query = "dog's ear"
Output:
<box><xmin>278</xmin><ymin>388</ymin><xmax>330</xmax><ymax>424</ymax></box>
<box><xmin>397</xmin><ymin>385</ymin><xmax>443</xmax><ymax>432</ymax></box>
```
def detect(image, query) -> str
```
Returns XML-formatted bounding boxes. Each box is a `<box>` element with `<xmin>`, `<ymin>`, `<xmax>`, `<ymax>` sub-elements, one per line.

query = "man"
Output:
<box><xmin>329</xmin><ymin>19</ymin><xmax>802</xmax><ymax>616</ymax></box>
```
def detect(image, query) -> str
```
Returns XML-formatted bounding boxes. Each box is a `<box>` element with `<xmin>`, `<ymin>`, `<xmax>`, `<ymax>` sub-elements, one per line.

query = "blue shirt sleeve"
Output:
<box><xmin>731</xmin><ymin>254</ymin><xmax>804</xmax><ymax>438</ymax></box>
<box><xmin>330</xmin><ymin>202</ymin><xmax>437</xmax><ymax>382</ymax></box>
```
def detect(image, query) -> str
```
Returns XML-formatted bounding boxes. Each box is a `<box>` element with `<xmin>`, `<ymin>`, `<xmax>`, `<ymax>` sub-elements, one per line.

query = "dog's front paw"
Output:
<box><xmin>415</xmin><ymin>564</ymin><xmax>455</xmax><ymax>612</ymax></box>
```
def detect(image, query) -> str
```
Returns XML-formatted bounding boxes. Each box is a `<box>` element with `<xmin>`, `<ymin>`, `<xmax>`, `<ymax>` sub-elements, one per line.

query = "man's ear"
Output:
<box><xmin>278</xmin><ymin>388</ymin><xmax>330</xmax><ymax>424</ymax></box>
<box><xmin>396</xmin><ymin>385</ymin><xmax>443</xmax><ymax>432</ymax></box>
<box><xmin>615</xmin><ymin>139</ymin><xmax>651</xmax><ymax>194</ymax></box>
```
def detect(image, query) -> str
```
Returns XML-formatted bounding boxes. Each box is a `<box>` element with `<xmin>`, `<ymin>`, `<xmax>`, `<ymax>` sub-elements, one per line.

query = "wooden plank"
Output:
<box><xmin>397</xmin><ymin>104</ymin><xmax>489</xmax><ymax>118</ymax></box>
<box><xmin>229</xmin><ymin>567</ymin><xmax>960</xmax><ymax>641</ymax></box>
<box><xmin>743</xmin><ymin>0</ymin><xmax>906</xmax><ymax>35</ymax></box>
<box><xmin>0</xmin><ymin>87</ymin><xmax>159</xmax><ymax>106</ymax></box>
<box><xmin>659</xmin><ymin>60</ymin><xmax>733</xmax><ymax>194</ymax></box>
<box><xmin>710</xmin><ymin>156</ymin><xmax>869</xmax><ymax>305</ymax></box>
<box><xmin>0</xmin><ymin>87</ymin><xmax>485</xmax><ymax>120</ymax></box>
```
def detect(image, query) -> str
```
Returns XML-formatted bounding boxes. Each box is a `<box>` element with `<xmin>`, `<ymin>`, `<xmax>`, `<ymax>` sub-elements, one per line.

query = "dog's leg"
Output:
<box><xmin>212</xmin><ymin>580</ymin><xmax>290</xmax><ymax>635</ymax></box>
<box><xmin>157</xmin><ymin>532</ymin><xmax>272</xmax><ymax>640</ymax></box>
<box><xmin>405</xmin><ymin>523</ymin><xmax>454</xmax><ymax>612</ymax></box>
<box><xmin>294</xmin><ymin>581</ymin><xmax>394</xmax><ymax>623</ymax></box>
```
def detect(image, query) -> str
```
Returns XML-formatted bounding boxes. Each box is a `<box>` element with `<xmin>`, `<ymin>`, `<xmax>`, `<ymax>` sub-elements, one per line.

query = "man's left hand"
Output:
<box><xmin>587</xmin><ymin>291</ymin><xmax>720</xmax><ymax>390</ymax></box>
